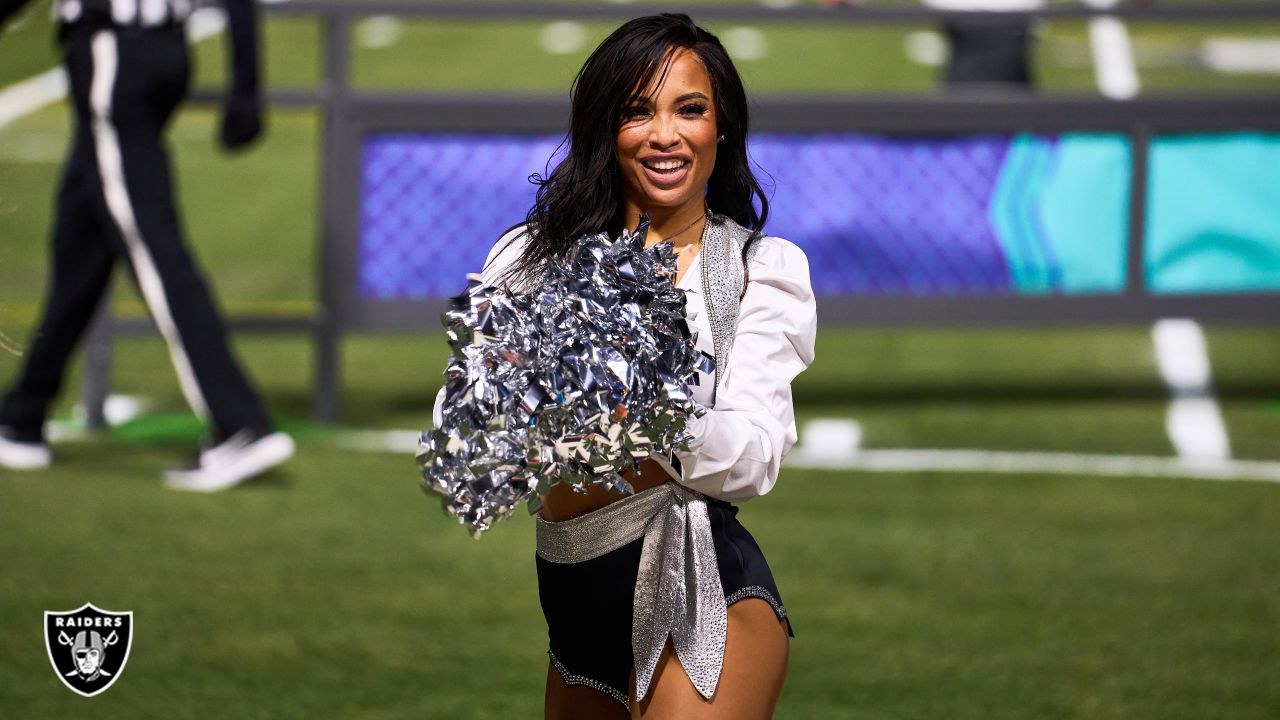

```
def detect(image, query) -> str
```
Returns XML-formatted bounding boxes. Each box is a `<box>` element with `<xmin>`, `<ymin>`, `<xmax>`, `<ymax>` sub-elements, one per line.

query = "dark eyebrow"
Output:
<box><xmin>673</xmin><ymin>92</ymin><xmax>710</xmax><ymax>104</ymax></box>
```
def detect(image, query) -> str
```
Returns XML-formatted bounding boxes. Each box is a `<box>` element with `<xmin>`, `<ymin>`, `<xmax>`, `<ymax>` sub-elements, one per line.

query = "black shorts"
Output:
<box><xmin>535</xmin><ymin>497</ymin><xmax>791</xmax><ymax>709</ymax></box>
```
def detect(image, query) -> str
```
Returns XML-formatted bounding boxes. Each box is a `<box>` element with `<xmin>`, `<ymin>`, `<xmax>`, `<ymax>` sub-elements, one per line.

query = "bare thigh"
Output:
<box><xmin>632</xmin><ymin>599</ymin><xmax>790</xmax><ymax>719</ymax></box>
<box><xmin>545</xmin><ymin>662</ymin><xmax>630</xmax><ymax>720</ymax></box>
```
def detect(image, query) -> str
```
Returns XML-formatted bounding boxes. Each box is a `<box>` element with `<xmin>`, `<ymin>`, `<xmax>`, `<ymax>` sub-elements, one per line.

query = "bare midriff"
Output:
<box><xmin>538</xmin><ymin>459</ymin><xmax>673</xmax><ymax>522</ymax></box>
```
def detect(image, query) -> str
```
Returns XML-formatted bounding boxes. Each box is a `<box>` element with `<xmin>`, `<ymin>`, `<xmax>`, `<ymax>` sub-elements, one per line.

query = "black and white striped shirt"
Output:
<box><xmin>52</xmin><ymin>0</ymin><xmax>195</xmax><ymax>28</ymax></box>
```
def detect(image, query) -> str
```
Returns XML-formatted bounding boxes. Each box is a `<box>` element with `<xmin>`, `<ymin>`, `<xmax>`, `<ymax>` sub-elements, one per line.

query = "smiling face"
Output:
<box><xmin>615</xmin><ymin>48</ymin><xmax>718</xmax><ymax>224</ymax></box>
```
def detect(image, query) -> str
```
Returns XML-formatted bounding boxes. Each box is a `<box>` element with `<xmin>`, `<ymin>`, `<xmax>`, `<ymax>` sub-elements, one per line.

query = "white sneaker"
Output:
<box><xmin>0</xmin><ymin>429</ymin><xmax>51</xmax><ymax>470</ymax></box>
<box><xmin>164</xmin><ymin>430</ymin><xmax>294</xmax><ymax>492</ymax></box>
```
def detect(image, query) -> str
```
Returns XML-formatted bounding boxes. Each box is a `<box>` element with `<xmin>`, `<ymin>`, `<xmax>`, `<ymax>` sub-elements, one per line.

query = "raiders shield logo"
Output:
<box><xmin>44</xmin><ymin>603</ymin><xmax>133</xmax><ymax>697</ymax></box>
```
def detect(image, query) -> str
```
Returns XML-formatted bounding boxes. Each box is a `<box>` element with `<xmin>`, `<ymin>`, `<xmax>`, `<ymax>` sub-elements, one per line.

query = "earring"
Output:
<box><xmin>717</xmin><ymin>134</ymin><xmax>725</xmax><ymax>143</ymax></box>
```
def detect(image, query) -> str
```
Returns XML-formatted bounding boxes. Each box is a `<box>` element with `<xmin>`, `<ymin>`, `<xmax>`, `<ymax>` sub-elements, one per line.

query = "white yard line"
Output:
<box><xmin>334</xmin><ymin>429</ymin><xmax>425</xmax><ymax>454</ymax></box>
<box><xmin>0</xmin><ymin>67</ymin><xmax>67</xmax><ymax>129</ymax></box>
<box><xmin>1201</xmin><ymin>37</ymin><xmax>1280</xmax><ymax>74</ymax></box>
<box><xmin>41</xmin><ymin>413</ymin><xmax>1279</xmax><ymax>485</ymax></box>
<box><xmin>793</xmin><ymin>418</ymin><xmax>862</xmax><ymax>462</ymax></box>
<box><xmin>322</xmin><ymin>422</ymin><xmax>1279</xmax><ymax>485</ymax></box>
<box><xmin>786</xmin><ymin>447</ymin><xmax>1280</xmax><ymax>484</ymax></box>
<box><xmin>785</xmin><ymin>417</ymin><xmax>1263</xmax><ymax>483</ymax></box>
<box><xmin>1152</xmin><ymin>319</ymin><xmax>1232</xmax><ymax>461</ymax></box>
<box><xmin>1082</xmin><ymin>0</ymin><xmax>1140</xmax><ymax>99</ymax></box>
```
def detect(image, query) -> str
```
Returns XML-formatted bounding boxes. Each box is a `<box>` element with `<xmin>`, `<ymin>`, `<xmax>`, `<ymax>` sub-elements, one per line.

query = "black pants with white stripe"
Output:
<box><xmin>0</xmin><ymin>24</ymin><xmax>271</xmax><ymax>444</ymax></box>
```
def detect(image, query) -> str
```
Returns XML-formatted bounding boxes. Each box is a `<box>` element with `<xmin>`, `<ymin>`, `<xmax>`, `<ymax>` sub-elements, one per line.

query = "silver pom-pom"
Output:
<box><xmin>418</xmin><ymin>217</ymin><xmax>713</xmax><ymax>535</ymax></box>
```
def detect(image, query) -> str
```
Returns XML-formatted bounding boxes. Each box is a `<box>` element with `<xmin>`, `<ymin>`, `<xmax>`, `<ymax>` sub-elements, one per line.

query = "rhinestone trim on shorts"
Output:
<box><xmin>725</xmin><ymin>585</ymin><xmax>789</xmax><ymax>620</ymax></box>
<box><xmin>545</xmin><ymin>583</ymin><xmax>788</xmax><ymax>712</ymax></box>
<box><xmin>548</xmin><ymin>649</ymin><xmax>631</xmax><ymax>710</ymax></box>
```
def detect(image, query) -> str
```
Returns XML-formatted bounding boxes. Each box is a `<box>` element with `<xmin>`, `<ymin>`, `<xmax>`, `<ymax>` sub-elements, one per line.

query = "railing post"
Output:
<box><xmin>1126</xmin><ymin>124</ymin><xmax>1151</xmax><ymax>297</ymax></box>
<box><xmin>312</xmin><ymin>9</ymin><xmax>350</xmax><ymax>423</ymax></box>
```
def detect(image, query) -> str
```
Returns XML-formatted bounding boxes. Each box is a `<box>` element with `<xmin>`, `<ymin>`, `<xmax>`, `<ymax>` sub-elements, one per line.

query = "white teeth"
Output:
<box><xmin>644</xmin><ymin>159</ymin><xmax>687</xmax><ymax>171</ymax></box>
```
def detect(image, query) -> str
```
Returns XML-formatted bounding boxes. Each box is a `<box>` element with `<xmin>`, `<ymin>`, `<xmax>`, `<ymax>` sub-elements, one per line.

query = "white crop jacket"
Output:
<box><xmin>434</xmin><ymin>223</ymin><xmax>817</xmax><ymax>502</ymax></box>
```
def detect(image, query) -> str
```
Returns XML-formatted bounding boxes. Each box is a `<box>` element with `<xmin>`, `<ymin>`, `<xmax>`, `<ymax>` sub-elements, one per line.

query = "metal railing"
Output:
<box><xmin>82</xmin><ymin>1</ymin><xmax>1280</xmax><ymax>425</ymax></box>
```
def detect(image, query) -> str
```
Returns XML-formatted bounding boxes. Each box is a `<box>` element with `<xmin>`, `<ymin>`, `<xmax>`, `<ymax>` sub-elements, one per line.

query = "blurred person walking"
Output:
<box><xmin>924</xmin><ymin>0</ymin><xmax>1043</xmax><ymax>88</ymax></box>
<box><xmin>0</xmin><ymin>0</ymin><xmax>293</xmax><ymax>489</ymax></box>
<box><xmin>824</xmin><ymin>0</ymin><xmax>1042</xmax><ymax>88</ymax></box>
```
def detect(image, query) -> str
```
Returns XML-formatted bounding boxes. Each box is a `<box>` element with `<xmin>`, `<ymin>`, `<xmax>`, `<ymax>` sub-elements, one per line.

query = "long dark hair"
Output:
<box><xmin>504</xmin><ymin>13</ymin><xmax>769</xmax><ymax>282</ymax></box>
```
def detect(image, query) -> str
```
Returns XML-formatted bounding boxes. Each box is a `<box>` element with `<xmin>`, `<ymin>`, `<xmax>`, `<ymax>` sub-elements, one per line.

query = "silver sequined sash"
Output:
<box><xmin>535</xmin><ymin>482</ymin><xmax>727</xmax><ymax>701</ymax></box>
<box><xmin>700</xmin><ymin>214</ymin><xmax>763</xmax><ymax>393</ymax></box>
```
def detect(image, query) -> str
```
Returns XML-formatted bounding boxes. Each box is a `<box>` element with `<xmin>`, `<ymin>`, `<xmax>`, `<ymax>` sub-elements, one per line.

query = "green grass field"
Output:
<box><xmin>2</xmin><ymin>1</ymin><xmax>1280</xmax><ymax>717</ymax></box>
<box><xmin>4</xmin><ymin>437</ymin><xmax>1279</xmax><ymax>719</ymax></box>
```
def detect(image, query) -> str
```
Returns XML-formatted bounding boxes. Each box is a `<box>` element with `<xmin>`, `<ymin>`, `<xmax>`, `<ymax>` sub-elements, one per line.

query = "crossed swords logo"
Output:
<box><xmin>45</xmin><ymin>603</ymin><xmax>133</xmax><ymax>697</ymax></box>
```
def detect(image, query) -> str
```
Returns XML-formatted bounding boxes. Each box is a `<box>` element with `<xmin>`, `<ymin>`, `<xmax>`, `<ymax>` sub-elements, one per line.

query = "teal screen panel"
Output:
<box><xmin>991</xmin><ymin>134</ymin><xmax>1132</xmax><ymax>293</ymax></box>
<box><xmin>1146</xmin><ymin>133</ymin><xmax>1280</xmax><ymax>294</ymax></box>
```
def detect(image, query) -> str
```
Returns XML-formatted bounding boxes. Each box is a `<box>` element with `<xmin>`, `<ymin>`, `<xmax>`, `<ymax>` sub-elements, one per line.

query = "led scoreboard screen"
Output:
<box><xmin>358</xmin><ymin>133</ymin><xmax>1280</xmax><ymax>301</ymax></box>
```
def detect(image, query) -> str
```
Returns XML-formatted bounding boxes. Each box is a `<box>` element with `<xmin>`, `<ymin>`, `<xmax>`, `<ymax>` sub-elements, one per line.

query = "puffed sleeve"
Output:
<box><xmin>674</xmin><ymin>237</ymin><xmax>817</xmax><ymax>501</ymax></box>
<box><xmin>432</xmin><ymin>227</ymin><xmax>530</xmax><ymax>427</ymax></box>
<box><xmin>478</xmin><ymin>226</ymin><xmax>530</xmax><ymax>288</ymax></box>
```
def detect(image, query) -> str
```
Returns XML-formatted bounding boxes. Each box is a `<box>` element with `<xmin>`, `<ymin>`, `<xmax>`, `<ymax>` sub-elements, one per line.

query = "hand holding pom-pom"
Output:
<box><xmin>418</xmin><ymin>217</ymin><xmax>713</xmax><ymax>535</ymax></box>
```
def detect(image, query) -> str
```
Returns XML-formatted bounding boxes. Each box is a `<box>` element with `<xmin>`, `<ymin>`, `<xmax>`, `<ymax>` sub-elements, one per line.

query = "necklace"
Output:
<box><xmin>658</xmin><ymin>208</ymin><xmax>708</xmax><ymax>246</ymax></box>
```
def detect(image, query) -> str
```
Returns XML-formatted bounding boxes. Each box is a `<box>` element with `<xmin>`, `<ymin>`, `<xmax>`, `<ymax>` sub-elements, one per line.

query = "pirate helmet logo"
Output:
<box><xmin>44</xmin><ymin>603</ymin><xmax>133</xmax><ymax>697</ymax></box>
